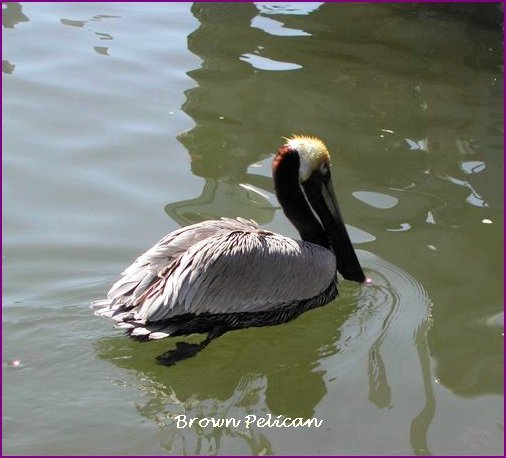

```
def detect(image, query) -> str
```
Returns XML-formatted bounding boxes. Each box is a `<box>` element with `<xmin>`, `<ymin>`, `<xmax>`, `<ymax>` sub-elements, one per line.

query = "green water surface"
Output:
<box><xmin>3</xmin><ymin>2</ymin><xmax>503</xmax><ymax>455</ymax></box>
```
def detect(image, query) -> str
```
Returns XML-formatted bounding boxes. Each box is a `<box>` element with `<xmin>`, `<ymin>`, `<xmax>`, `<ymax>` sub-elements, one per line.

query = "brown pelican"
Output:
<box><xmin>92</xmin><ymin>135</ymin><xmax>366</xmax><ymax>365</ymax></box>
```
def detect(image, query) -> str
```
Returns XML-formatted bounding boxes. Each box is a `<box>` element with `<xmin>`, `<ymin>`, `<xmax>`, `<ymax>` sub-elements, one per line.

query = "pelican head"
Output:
<box><xmin>273</xmin><ymin>135</ymin><xmax>365</xmax><ymax>283</ymax></box>
<box><xmin>284</xmin><ymin>134</ymin><xmax>331</xmax><ymax>182</ymax></box>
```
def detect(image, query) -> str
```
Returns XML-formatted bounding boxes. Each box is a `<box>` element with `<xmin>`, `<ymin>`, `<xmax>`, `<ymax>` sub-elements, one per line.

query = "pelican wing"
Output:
<box><xmin>100</xmin><ymin>218</ymin><xmax>261</xmax><ymax>310</ymax></box>
<box><xmin>134</xmin><ymin>230</ymin><xmax>336</xmax><ymax>322</ymax></box>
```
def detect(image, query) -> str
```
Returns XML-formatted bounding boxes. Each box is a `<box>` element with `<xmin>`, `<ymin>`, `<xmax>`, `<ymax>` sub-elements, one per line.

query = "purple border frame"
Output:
<box><xmin>1</xmin><ymin>1</ymin><xmax>504</xmax><ymax>457</ymax></box>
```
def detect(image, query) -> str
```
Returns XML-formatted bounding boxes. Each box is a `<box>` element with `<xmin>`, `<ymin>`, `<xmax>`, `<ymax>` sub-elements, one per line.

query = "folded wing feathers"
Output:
<box><xmin>134</xmin><ymin>230</ymin><xmax>335</xmax><ymax>319</ymax></box>
<box><xmin>91</xmin><ymin>218</ymin><xmax>264</xmax><ymax>340</ymax></box>
<box><xmin>91</xmin><ymin>216</ymin><xmax>335</xmax><ymax>340</ymax></box>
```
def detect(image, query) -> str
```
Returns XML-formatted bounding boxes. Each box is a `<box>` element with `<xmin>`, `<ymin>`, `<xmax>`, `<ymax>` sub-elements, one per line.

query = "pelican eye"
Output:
<box><xmin>320</xmin><ymin>162</ymin><xmax>330</xmax><ymax>175</ymax></box>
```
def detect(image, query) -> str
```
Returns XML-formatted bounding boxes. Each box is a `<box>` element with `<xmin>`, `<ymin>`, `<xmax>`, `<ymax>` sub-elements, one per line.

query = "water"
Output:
<box><xmin>3</xmin><ymin>2</ymin><xmax>503</xmax><ymax>455</ymax></box>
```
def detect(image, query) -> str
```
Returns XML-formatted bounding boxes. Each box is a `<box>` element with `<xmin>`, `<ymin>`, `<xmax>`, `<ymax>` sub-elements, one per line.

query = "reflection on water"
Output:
<box><xmin>2</xmin><ymin>59</ymin><xmax>15</xmax><ymax>75</ymax></box>
<box><xmin>168</xmin><ymin>3</ymin><xmax>280</xmax><ymax>225</ymax></box>
<box><xmin>60</xmin><ymin>14</ymin><xmax>120</xmax><ymax>29</ymax></box>
<box><xmin>165</xmin><ymin>179</ymin><xmax>275</xmax><ymax>227</ymax></box>
<box><xmin>60</xmin><ymin>14</ymin><xmax>119</xmax><ymax>57</ymax></box>
<box><xmin>2</xmin><ymin>2</ymin><xmax>29</xmax><ymax>29</ymax></box>
<box><xmin>2</xmin><ymin>2</ymin><xmax>29</xmax><ymax>74</ymax></box>
<box><xmin>96</xmin><ymin>251</ymin><xmax>433</xmax><ymax>455</ymax></box>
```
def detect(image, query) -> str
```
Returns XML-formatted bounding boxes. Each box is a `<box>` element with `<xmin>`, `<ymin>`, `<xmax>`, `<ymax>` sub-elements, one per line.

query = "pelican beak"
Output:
<box><xmin>302</xmin><ymin>170</ymin><xmax>366</xmax><ymax>283</ymax></box>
